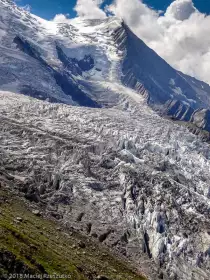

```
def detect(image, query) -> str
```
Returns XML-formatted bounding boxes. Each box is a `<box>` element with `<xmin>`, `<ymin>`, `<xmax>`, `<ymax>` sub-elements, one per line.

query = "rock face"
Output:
<box><xmin>1</xmin><ymin>91</ymin><xmax>210</xmax><ymax>280</ymax></box>
<box><xmin>162</xmin><ymin>100</ymin><xmax>194</xmax><ymax>122</ymax></box>
<box><xmin>191</xmin><ymin>109</ymin><xmax>210</xmax><ymax>132</ymax></box>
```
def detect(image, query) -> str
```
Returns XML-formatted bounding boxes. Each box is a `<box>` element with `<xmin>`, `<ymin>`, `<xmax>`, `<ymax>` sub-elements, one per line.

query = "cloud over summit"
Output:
<box><xmin>74</xmin><ymin>0</ymin><xmax>106</xmax><ymax>19</ymax></box>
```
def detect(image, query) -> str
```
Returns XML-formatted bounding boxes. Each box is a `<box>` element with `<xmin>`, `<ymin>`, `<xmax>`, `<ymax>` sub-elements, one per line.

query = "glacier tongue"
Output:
<box><xmin>1</xmin><ymin>90</ymin><xmax>210</xmax><ymax>280</ymax></box>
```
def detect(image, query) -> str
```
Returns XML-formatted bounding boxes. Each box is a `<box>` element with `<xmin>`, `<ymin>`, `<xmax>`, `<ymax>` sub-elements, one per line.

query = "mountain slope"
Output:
<box><xmin>120</xmin><ymin>23</ymin><xmax>210</xmax><ymax>109</ymax></box>
<box><xmin>1</xmin><ymin>0</ymin><xmax>210</xmax><ymax>129</ymax></box>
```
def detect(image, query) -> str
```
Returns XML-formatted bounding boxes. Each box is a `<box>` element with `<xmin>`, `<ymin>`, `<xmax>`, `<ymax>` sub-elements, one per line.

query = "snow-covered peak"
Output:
<box><xmin>1</xmin><ymin>0</ymin><xmax>210</xmax><ymax>129</ymax></box>
<box><xmin>70</xmin><ymin>16</ymin><xmax>123</xmax><ymax>31</ymax></box>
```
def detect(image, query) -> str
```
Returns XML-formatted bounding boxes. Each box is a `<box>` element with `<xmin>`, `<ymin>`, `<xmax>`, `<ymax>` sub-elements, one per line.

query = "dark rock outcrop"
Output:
<box><xmin>163</xmin><ymin>99</ymin><xmax>194</xmax><ymax>122</ymax></box>
<box><xmin>14</xmin><ymin>36</ymin><xmax>100</xmax><ymax>108</ymax></box>
<box><xmin>191</xmin><ymin>109</ymin><xmax>210</xmax><ymax>132</ymax></box>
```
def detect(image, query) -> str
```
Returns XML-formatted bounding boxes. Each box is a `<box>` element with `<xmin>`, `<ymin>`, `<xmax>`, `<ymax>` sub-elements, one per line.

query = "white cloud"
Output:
<box><xmin>52</xmin><ymin>14</ymin><xmax>71</xmax><ymax>23</ymax></box>
<box><xmin>109</xmin><ymin>0</ymin><xmax>210</xmax><ymax>85</ymax></box>
<box><xmin>74</xmin><ymin>0</ymin><xmax>107</xmax><ymax>19</ymax></box>
<box><xmin>52</xmin><ymin>1</ymin><xmax>106</xmax><ymax>23</ymax></box>
<box><xmin>165</xmin><ymin>0</ymin><xmax>196</xmax><ymax>20</ymax></box>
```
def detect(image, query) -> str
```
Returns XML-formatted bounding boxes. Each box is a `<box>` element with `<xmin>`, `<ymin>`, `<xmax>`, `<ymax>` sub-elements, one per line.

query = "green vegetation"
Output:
<box><xmin>0</xmin><ymin>188</ymin><xmax>146</xmax><ymax>280</ymax></box>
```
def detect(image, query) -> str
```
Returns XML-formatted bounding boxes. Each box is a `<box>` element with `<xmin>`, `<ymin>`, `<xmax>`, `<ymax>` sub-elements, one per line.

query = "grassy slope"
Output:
<box><xmin>0</xmin><ymin>188</ymin><xmax>146</xmax><ymax>280</ymax></box>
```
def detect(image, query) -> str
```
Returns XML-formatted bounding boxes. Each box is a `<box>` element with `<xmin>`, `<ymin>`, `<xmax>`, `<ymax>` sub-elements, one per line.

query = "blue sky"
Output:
<box><xmin>16</xmin><ymin>0</ymin><xmax>210</xmax><ymax>20</ymax></box>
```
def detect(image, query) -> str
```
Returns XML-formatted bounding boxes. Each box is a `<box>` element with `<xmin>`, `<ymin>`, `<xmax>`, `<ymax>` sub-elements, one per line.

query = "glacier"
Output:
<box><xmin>1</xmin><ymin>0</ymin><xmax>210</xmax><ymax>279</ymax></box>
<box><xmin>1</xmin><ymin>89</ymin><xmax>210</xmax><ymax>279</ymax></box>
